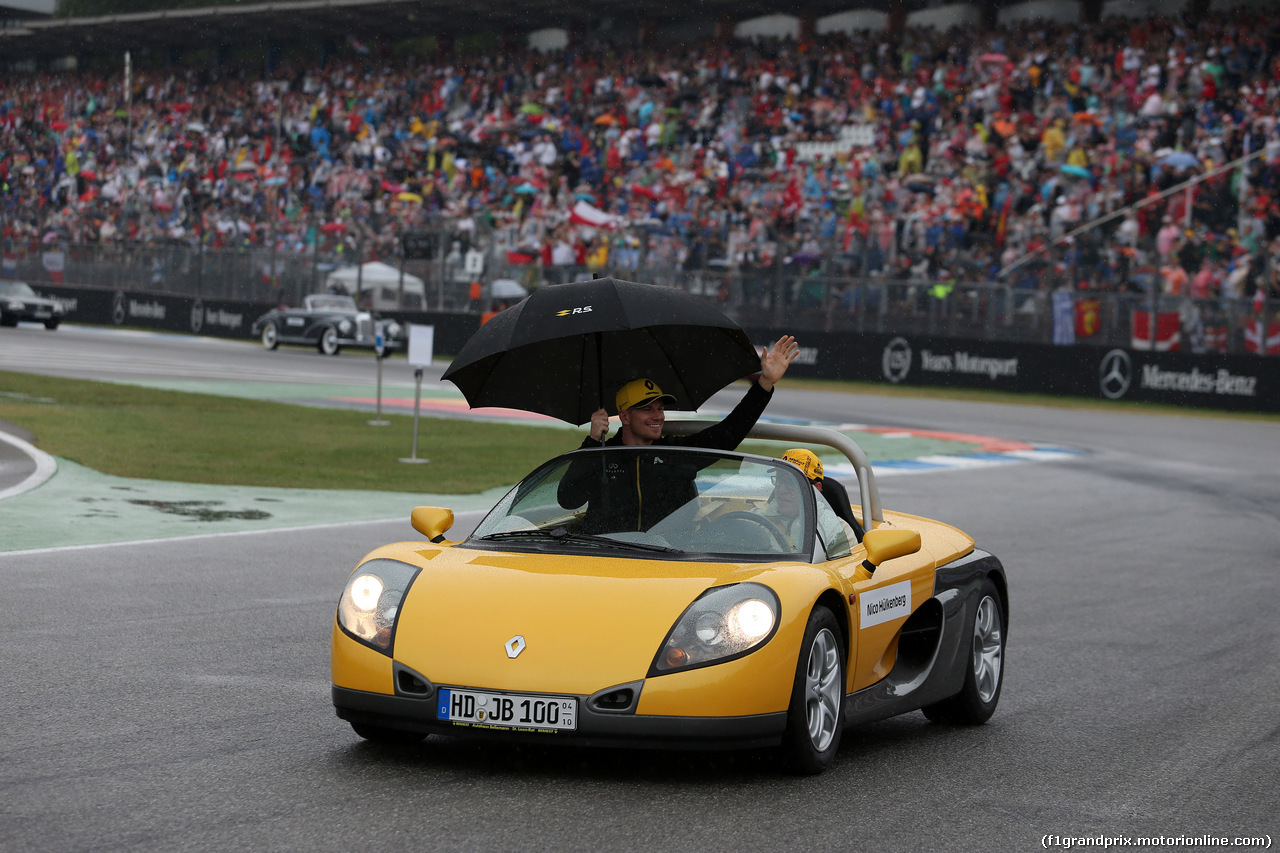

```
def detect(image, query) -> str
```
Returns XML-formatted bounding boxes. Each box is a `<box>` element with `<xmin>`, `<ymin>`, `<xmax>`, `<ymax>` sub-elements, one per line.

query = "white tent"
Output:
<box><xmin>325</xmin><ymin>261</ymin><xmax>426</xmax><ymax>310</ymax></box>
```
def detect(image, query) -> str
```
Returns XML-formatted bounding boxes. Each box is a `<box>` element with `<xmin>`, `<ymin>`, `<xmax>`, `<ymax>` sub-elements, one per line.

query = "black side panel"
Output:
<box><xmin>844</xmin><ymin>550</ymin><xmax>1005</xmax><ymax>727</ymax></box>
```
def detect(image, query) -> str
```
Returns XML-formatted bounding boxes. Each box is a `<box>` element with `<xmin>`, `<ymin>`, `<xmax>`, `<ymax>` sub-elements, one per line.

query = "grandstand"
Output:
<box><xmin>1</xmin><ymin>0</ymin><xmax>1277</xmax><ymax>362</ymax></box>
<box><xmin>0</xmin><ymin>0</ymin><xmax>1265</xmax><ymax>68</ymax></box>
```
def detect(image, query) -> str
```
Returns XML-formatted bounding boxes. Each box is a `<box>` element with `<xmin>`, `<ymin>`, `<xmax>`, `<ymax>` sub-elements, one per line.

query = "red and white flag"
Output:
<box><xmin>41</xmin><ymin>250</ymin><xmax>65</xmax><ymax>285</ymax></box>
<box><xmin>568</xmin><ymin>200</ymin><xmax>618</xmax><ymax>230</ymax></box>
<box><xmin>1244</xmin><ymin>320</ymin><xmax>1280</xmax><ymax>355</ymax></box>
<box><xmin>1131</xmin><ymin>310</ymin><xmax>1181</xmax><ymax>351</ymax></box>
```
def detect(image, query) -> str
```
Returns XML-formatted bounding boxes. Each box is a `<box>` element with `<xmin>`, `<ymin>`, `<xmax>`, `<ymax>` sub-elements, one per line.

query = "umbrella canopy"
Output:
<box><xmin>441</xmin><ymin>277</ymin><xmax>760</xmax><ymax>425</ymax></box>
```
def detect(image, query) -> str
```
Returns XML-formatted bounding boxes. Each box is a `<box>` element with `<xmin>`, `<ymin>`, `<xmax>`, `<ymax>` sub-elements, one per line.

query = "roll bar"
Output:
<box><xmin>662</xmin><ymin>420</ymin><xmax>884</xmax><ymax>525</ymax></box>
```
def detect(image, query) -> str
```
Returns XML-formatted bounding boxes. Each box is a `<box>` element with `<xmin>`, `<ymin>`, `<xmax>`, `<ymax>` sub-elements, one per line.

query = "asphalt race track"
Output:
<box><xmin>1</xmin><ymin>325</ymin><xmax>1277</xmax><ymax>852</ymax></box>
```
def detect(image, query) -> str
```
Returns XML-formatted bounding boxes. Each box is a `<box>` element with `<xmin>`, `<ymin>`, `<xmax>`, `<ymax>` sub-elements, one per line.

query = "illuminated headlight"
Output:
<box><xmin>338</xmin><ymin>319</ymin><xmax>353</xmax><ymax>334</ymax></box>
<box><xmin>651</xmin><ymin>582</ymin><xmax>780</xmax><ymax>674</ymax></box>
<box><xmin>6</xmin><ymin>301</ymin><xmax>23</xmax><ymax>310</ymax></box>
<box><xmin>386</xmin><ymin>321</ymin><xmax>402</xmax><ymax>338</ymax></box>
<box><xmin>336</xmin><ymin>558</ymin><xmax>420</xmax><ymax>654</ymax></box>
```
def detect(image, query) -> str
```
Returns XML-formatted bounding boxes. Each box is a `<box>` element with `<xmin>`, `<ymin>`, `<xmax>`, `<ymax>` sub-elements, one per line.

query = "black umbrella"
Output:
<box><xmin>441</xmin><ymin>277</ymin><xmax>760</xmax><ymax>425</ymax></box>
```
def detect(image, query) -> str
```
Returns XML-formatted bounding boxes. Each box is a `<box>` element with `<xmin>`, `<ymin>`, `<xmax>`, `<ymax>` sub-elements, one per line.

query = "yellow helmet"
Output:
<box><xmin>781</xmin><ymin>448</ymin><xmax>824</xmax><ymax>483</ymax></box>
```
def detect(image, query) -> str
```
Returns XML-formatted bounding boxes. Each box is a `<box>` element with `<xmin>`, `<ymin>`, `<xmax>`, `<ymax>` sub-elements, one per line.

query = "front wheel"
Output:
<box><xmin>44</xmin><ymin>319</ymin><xmax>60</xmax><ymax>330</ymax></box>
<box><xmin>780</xmin><ymin>605</ymin><xmax>845</xmax><ymax>775</ymax></box>
<box><xmin>260</xmin><ymin>323</ymin><xmax>279</xmax><ymax>350</ymax></box>
<box><xmin>318</xmin><ymin>326</ymin><xmax>340</xmax><ymax>356</ymax></box>
<box><xmin>922</xmin><ymin>578</ymin><xmax>1004</xmax><ymax>724</ymax></box>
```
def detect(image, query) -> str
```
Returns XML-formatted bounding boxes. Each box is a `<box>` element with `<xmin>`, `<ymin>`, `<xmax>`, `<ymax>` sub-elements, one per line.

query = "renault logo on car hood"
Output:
<box><xmin>505</xmin><ymin>635</ymin><xmax>526</xmax><ymax>658</ymax></box>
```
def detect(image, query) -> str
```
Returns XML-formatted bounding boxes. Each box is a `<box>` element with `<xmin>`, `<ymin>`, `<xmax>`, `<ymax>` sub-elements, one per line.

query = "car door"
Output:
<box><xmin>812</xmin><ymin>496</ymin><xmax>936</xmax><ymax>694</ymax></box>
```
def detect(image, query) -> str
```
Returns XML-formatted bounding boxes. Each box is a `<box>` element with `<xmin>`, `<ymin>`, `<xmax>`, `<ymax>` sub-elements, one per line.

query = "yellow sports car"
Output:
<box><xmin>330</xmin><ymin>422</ymin><xmax>1007</xmax><ymax>774</ymax></box>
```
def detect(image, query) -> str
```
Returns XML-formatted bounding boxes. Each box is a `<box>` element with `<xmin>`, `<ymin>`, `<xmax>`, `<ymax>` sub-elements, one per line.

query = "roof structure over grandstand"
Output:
<box><xmin>0</xmin><ymin>0</ymin><xmax>1129</xmax><ymax>64</ymax></box>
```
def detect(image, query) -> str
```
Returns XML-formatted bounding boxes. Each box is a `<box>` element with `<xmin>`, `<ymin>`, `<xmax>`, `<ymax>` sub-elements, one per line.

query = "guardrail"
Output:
<box><xmin>3</xmin><ymin>241</ymin><xmax>1274</xmax><ymax>356</ymax></box>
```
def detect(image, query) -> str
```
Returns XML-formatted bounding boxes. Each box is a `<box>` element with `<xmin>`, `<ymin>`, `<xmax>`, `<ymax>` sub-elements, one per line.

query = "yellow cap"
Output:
<box><xmin>615</xmin><ymin>378</ymin><xmax>675</xmax><ymax>412</ymax></box>
<box><xmin>781</xmin><ymin>448</ymin><xmax>824</xmax><ymax>483</ymax></box>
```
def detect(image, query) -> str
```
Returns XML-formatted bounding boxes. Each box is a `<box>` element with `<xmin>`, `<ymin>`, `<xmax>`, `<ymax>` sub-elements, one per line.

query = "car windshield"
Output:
<box><xmin>304</xmin><ymin>295</ymin><xmax>358</xmax><ymax>313</ymax></box>
<box><xmin>468</xmin><ymin>446</ymin><xmax>817</xmax><ymax>560</ymax></box>
<box><xmin>0</xmin><ymin>281</ymin><xmax>37</xmax><ymax>298</ymax></box>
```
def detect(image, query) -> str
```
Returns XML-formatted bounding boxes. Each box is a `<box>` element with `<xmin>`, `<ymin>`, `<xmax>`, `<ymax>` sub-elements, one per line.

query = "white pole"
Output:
<box><xmin>398</xmin><ymin>367</ymin><xmax>429</xmax><ymax>464</ymax></box>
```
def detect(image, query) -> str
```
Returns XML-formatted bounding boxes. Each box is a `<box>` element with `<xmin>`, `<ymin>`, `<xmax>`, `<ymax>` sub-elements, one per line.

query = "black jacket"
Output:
<box><xmin>557</xmin><ymin>381</ymin><xmax>773</xmax><ymax>533</ymax></box>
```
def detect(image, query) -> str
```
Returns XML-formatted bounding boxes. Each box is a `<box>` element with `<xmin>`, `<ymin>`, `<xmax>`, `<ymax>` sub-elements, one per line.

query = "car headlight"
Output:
<box><xmin>336</xmin><ymin>558</ymin><xmax>420</xmax><ymax>654</ymax></box>
<box><xmin>650</xmin><ymin>582</ymin><xmax>780</xmax><ymax>675</ymax></box>
<box><xmin>386</xmin><ymin>321</ymin><xmax>402</xmax><ymax>338</ymax></box>
<box><xmin>6</xmin><ymin>301</ymin><xmax>23</xmax><ymax>310</ymax></box>
<box><xmin>338</xmin><ymin>319</ymin><xmax>353</xmax><ymax>334</ymax></box>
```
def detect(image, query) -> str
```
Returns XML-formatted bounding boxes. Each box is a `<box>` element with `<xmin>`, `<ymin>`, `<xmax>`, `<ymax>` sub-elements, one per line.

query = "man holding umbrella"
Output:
<box><xmin>557</xmin><ymin>335</ymin><xmax>800</xmax><ymax>535</ymax></box>
<box><xmin>580</xmin><ymin>333</ymin><xmax>799</xmax><ymax>449</ymax></box>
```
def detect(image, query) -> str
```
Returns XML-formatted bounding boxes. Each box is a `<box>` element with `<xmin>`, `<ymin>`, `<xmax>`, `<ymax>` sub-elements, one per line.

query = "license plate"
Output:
<box><xmin>437</xmin><ymin>687</ymin><xmax>577</xmax><ymax>732</ymax></box>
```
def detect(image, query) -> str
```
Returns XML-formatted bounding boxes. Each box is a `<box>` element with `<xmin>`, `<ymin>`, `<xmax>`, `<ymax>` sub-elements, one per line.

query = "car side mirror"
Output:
<box><xmin>411</xmin><ymin>506</ymin><xmax>455</xmax><ymax>543</ymax></box>
<box><xmin>862</xmin><ymin>528</ymin><xmax>922</xmax><ymax>571</ymax></box>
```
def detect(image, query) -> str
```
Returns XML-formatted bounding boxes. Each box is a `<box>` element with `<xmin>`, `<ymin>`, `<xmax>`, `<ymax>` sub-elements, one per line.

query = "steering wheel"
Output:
<box><xmin>712</xmin><ymin>511</ymin><xmax>792</xmax><ymax>551</ymax></box>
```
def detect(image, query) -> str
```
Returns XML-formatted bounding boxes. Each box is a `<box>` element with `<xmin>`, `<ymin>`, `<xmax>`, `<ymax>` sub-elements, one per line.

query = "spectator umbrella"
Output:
<box><xmin>441</xmin><ymin>277</ymin><xmax>761</xmax><ymax>425</ymax></box>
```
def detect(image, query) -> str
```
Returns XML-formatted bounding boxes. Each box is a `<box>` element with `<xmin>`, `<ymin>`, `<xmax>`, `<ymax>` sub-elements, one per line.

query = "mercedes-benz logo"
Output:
<box><xmin>505</xmin><ymin>635</ymin><xmax>526</xmax><ymax>659</ymax></box>
<box><xmin>882</xmin><ymin>337</ymin><xmax>912</xmax><ymax>383</ymax></box>
<box><xmin>1099</xmin><ymin>349</ymin><xmax>1132</xmax><ymax>400</ymax></box>
<box><xmin>190</xmin><ymin>299</ymin><xmax>204</xmax><ymax>334</ymax></box>
<box><xmin>111</xmin><ymin>290</ymin><xmax>126</xmax><ymax>325</ymax></box>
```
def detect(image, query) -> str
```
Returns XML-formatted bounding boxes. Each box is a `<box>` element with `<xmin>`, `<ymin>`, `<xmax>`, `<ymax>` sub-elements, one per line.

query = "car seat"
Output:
<box><xmin>820</xmin><ymin>477</ymin><xmax>864</xmax><ymax>542</ymax></box>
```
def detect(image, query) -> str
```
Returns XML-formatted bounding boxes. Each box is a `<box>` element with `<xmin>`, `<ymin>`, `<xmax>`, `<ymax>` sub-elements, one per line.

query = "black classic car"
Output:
<box><xmin>0</xmin><ymin>281</ymin><xmax>65</xmax><ymax>329</ymax></box>
<box><xmin>251</xmin><ymin>294</ymin><xmax>404</xmax><ymax>356</ymax></box>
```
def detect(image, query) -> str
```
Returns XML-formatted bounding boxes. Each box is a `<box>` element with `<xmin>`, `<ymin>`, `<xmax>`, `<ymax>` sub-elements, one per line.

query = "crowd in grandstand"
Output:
<box><xmin>2</xmin><ymin>7</ymin><xmax>1280</xmax><ymax>303</ymax></box>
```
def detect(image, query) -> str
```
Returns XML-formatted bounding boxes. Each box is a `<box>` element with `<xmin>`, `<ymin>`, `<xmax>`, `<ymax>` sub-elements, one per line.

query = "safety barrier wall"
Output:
<box><xmin>738</xmin><ymin>326</ymin><xmax>1280</xmax><ymax>413</ymax></box>
<box><xmin>19</xmin><ymin>284</ymin><xmax>1278</xmax><ymax>413</ymax></box>
<box><xmin>31</xmin><ymin>284</ymin><xmax>483</xmax><ymax>358</ymax></box>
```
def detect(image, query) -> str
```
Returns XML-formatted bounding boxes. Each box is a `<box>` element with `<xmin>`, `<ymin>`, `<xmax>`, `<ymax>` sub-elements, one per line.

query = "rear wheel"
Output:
<box><xmin>318</xmin><ymin>326</ymin><xmax>340</xmax><ymax>355</ymax></box>
<box><xmin>350</xmin><ymin>722</ymin><xmax>425</xmax><ymax>745</ymax></box>
<box><xmin>44</xmin><ymin>319</ymin><xmax>60</xmax><ymax>330</ymax></box>
<box><xmin>781</xmin><ymin>605</ymin><xmax>845</xmax><ymax>775</ymax></box>
<box><xmin>260</xmin><ymin>323</ymin><xmax>279</xmax><ymax>350</ymax></box>
<box><xmin>922</xmin><ymin>578</ymin><xmax>1004</xmax><ymax>724</ymax></box>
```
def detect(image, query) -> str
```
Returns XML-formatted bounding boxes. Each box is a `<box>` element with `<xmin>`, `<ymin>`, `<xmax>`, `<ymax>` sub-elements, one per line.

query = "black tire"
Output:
<box><xmin>922</xmin><ymin>578</ymin><xmax>1004</xmax><ymax>725</ymax></box>
<box><xmin>351</xmin><ymin>722</ymin><xmax>425</xmax><ymax>745</ymax></box>
<box><xmin>44</xmin><ymin>320</ymin><xmax>60</xmax><ymax>330</ymax></box>
<box><xmin>781</xmin><ymin>605</ymin><xmax>845</xmax><ymax>775</ymax></box>
<box><xmin>318</xmin><ymin>326</ymin><xmax>340</xmax><ymax>355</ymax></box>
<box><xmin>260</xmin><ymin>323</ymin><xmax>279</xmax><ymax>350</ymax></box>
<box><xmin>0</xmin><ymin>314</ymin><xmax>16</xmax><ymax>327</ymax></box>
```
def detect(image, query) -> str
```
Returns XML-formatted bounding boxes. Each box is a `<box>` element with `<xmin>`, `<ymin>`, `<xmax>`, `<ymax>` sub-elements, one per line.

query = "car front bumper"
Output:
<box><xmin>332</xmin><ymin>685</ymin><xmax>787</xmax><ymax>750</ymax></box>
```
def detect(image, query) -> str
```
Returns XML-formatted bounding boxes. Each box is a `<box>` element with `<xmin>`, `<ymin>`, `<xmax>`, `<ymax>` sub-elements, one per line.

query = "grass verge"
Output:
<box><xmin>2</xmin><ymin>369</ymin><xmax>1272</xmax><ymax>494</ymax></box>
<box><xmin>0</xmin><ymin>371</ymin><xmax>576</xmax><ymax>493</ymax></box>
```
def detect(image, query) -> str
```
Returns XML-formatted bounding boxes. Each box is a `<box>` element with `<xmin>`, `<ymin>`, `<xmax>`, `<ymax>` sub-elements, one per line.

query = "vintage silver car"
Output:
<box><xmin>0</xmin><ymin>281</ymin><xmax>65</xmax><ymax>329</ymax></box>
<box><xmin>251</xmin><ymin>294</ymin><xmax>403</xmax><ymax>356</ymax></box>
